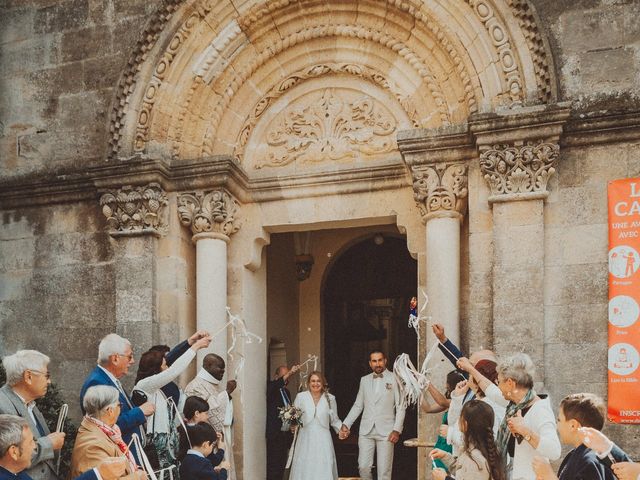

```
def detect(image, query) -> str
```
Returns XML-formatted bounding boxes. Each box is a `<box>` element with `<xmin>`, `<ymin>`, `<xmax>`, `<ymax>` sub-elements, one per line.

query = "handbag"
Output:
<box><xmin>143</xmin><ymin>392</ymin><xmax>161</xmax><ymax>470</ymax></box>
<box><xmin>131</xmin><ymin>389</ymin><xmax>148</xmax><ymax>407</ymax></box>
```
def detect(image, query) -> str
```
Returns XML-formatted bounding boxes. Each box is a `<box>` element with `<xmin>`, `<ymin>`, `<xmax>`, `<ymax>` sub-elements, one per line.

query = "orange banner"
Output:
<box><xmin>608</xmin><ymin>178</ymin><xmax>640</xmax><ymax>424</ymax></box>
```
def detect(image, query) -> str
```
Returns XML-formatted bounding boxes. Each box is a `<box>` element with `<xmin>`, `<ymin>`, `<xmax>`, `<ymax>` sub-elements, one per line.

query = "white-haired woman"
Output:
<box><xmin>71</xmin><ymin>385</ymin><xmax>148</xmax><ymax>480</ymax></box>
<box><xmin>457</xmin><ymin>353</ymin><xmax>560</xmax><ymax>480</ymax></box>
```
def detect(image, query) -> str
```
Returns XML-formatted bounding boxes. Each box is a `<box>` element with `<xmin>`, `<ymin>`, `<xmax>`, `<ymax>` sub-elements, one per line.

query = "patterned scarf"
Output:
<box><xmin>85</xmin><ymin>415</ymin><xmax>138</xmax><ymax>473</ymax></box>
<box><xmin>496</xmin><ymin>388</ymin><xmax>536</xmax><ymax>462</ymax></box>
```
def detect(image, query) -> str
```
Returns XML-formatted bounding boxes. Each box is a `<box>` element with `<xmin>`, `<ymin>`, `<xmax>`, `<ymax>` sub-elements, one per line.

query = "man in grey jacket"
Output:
<box><xmin>341</xmin><ymin>350</ymin><xmax>406</xmax><ymax>480</ymax></box>
<box><xmin>0</xmin><ymin>350</ymin><xmax>64</xmax><ymax>480</ymax></box>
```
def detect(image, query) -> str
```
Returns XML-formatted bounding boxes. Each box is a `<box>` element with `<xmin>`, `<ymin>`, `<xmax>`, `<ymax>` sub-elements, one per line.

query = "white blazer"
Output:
<box><xmin>343</xmin><ymin>369</ymin><xmax>405</xmax><ymax>437</ymax></box>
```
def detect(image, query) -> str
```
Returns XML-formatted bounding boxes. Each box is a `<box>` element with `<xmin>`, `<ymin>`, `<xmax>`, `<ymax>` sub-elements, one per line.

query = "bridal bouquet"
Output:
<box><xmin>278</xmin><ymin>404</ymin><xmax>304</xmax><ymax>430</ymax></box>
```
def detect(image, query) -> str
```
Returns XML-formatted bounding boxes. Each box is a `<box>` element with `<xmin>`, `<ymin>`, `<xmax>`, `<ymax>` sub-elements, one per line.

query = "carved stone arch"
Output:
<box><xmin>108</xmin><ymin>0</ymin><xmax>557</xmax><ymax>161</ymax></box>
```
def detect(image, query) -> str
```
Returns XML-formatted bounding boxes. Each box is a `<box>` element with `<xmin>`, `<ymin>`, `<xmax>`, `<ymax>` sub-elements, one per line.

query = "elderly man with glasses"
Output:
<box><xmin>0</xmin><ymin>414</ymin><xmax>127</xmax><ymax>480</ymax></box>
<box><xmin>0</xmin><ymin>350</ymin><xmax>64</xmax><ymax>480</ymax></box>
<box><xmin>80</xmin><ymin>334</ymin><xmax>155</xmax><ymax>463</ymax></box>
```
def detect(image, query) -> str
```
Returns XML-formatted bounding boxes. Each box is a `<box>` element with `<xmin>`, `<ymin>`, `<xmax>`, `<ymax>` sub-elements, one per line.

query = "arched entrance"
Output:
<box><xmin>323</xmin><ymin>234</ymin><xmax>418</xmax><ymax>478</ymax></box>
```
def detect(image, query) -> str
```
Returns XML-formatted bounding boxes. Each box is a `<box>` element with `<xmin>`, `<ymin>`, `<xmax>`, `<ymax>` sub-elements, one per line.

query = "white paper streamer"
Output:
<box><xmin>222</xmin><ymin>307</ymin><xmax>263</xmax><ymax>379</ymax></box>
<box><xmin>408</xmin><ymin>290</ymin><xmax>431</xmax><ymax>339</ymax></box>
<box><xmin>298</xmin><ymin>354</ymin><xmax>318</xmax><ymax>390</ymax></box>
<box><xmin>393</xmin><ymin>353</ymin><xmax>430</xmax><ymax>408</ymax></box>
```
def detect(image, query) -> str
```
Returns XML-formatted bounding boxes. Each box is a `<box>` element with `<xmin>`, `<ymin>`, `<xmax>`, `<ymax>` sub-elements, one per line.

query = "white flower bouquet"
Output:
<box><xmin>278</xmin><ymin>404</ymin><xmax>304</xmax><ymax>429</ymax></box>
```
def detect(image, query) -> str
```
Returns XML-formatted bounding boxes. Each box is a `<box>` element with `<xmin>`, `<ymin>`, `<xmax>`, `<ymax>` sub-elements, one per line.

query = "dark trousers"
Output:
<box><xmin>267</xmin><ymin>430</ymin><xmax>292</xmax><ymax>480</ymax></box>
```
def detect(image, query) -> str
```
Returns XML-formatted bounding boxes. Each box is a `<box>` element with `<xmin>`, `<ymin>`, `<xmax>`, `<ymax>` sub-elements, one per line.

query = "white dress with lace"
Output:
<box><xmin>289</xmin><ymin>391</ymin><xmax>342</xmax><ymax>480</ymax></box>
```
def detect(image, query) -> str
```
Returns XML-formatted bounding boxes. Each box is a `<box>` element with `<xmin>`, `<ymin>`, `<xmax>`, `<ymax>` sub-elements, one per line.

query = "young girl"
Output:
<box><xmin>430</xmin><ymin>400</ymin><xmax>506</xmax><ymax>480</ymax></box>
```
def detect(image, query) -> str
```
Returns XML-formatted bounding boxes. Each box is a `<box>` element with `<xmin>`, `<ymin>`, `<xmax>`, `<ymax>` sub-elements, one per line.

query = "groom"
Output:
<box><xmin>340</xmin><ymin>350</ymin><xmax>405</xmax><ymax>480</ymax></box>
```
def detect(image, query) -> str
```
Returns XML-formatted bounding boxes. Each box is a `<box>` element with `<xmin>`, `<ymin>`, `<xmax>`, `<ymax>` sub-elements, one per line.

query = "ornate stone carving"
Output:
<box><xmin>507</xmin><ymin>0</ymin><xmax>553</xmax><ymax>103</ymax></box>
<box><xmin>257</xmin><ymin>89</ymin><xmax>396</xmax><ymax>168</ymax></box>
<box><xmin>99</xmin><ymin>183</ymin><xmax>168</xmax><ymax>236</ymax></box>
<box><xmin>411</xmin><ymin>163</ymin><xmax>469</xmax><ymax>220</ymax></box>
<box><xmin>200</xmin><ymin>24</ymin><xmax>461</xmax><ymax>157</ymax></box>
<box><xmin>464</xmin><ymin>0</ymin><xmax>524</xmax><ymax>106</ymax></box>
<box><xmin>234</xmin><ymin>63</ymin><xmax>419</xmax><ymax>162</ymax></box>
<box><xmin>479</xmin><ymin>141</ymin><xmax>559</xmax><ymax>198</ymax></box>
<box><xmin>177</xmin><ymin>190</ymin><xmax>240</xmax><ymax>237</ymax></box>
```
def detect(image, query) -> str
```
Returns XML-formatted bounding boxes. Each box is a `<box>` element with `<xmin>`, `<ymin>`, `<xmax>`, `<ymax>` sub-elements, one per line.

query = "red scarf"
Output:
<box><xmin>85</xmin><ymin>415</ymin><xmax>138</xmax><ymax>472</ymax></box>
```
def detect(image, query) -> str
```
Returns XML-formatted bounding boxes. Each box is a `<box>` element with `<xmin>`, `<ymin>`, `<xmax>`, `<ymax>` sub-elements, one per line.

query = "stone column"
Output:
<box><xmin>178</xmin><ymin>190</ymin><xmax>240</xmax><ymax>361</ymax></box>
<box><xmin>471</xmin><ymin>106</ymin><xmax>570</xmax><ymax>383</ymax></box>
<box><xmin>399</xmin><ymin>127</ymin><xmax>472</xmax><ymax>479</ymax></box>
<box><xmin>99</xmin><ymin>183</ymin><xmax>169</xmax><ymax>381</ymax></box>
<box><xmin>412</xmin><ymin>163</ymin><xmax>468</xmax><ymax>345</ymax></box>
<box><xmin>399</xmin><ymin>126</ymin><xmax>474</xmax><ymax>346</ymax></box>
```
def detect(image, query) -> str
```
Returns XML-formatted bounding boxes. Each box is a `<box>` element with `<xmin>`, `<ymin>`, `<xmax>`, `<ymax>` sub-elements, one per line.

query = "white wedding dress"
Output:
<box><xmin>289</xmin><ymin>390</ymin><xmax>343</xmax><ymax>480</ymax></box>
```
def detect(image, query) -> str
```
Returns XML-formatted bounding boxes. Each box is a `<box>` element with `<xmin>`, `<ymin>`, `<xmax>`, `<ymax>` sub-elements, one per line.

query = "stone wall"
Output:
<box><xmin>0</xmin><ymin>201</ymin><xmax>116</xmax><ymax>413</ymax></box>
<box><xmin>0</xmin><ymin>0</ymin><xmax>164</xmax><ymax>176</ymax></box>
<box><xmin>544</xmin><ymin>137</ymin><xmax>640</xmax><ymax>452</ymax></box>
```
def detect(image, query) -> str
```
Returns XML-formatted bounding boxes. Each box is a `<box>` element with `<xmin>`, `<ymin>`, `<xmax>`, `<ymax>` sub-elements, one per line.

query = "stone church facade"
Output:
<box><xmin>1</xmin><ymin>0</ymin><xmax>639</xmax><ymax>477</ymax></box>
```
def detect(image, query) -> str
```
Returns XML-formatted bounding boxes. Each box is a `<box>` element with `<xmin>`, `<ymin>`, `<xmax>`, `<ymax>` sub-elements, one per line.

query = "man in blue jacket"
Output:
<box><xmin>80</xmin><ymin>334</ymin><xmax>155</xmax><ymax>463</ymax></box>
<box><xmin>0</xmin><ymin>414</ymin><xmax>128</xmax><ymax>480</ymax></box>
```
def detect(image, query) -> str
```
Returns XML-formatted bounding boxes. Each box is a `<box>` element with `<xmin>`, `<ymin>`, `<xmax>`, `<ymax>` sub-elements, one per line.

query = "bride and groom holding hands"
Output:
<box><xmin>288</xmin><ymin>350</ymin><xmax>406</xmax><ymax>480</ymax></box>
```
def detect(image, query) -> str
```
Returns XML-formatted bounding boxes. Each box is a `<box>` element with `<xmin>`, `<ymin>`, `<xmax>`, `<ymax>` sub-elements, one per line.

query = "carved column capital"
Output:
<box><xmin>470</xmin><ymin>104</ymin><xmax>571</xmax><ymax>203</ymax></box>
<box><xmin>479</xmin><ymin>140</ymin><xmax>559</xmax><ymax>203</ymax></box>
<box><xmin>410</xmin><ymin>162</ymin><xmax>468</xmax><ymax>222</ymax></box>
<box><xmin>177</xmin><ymin>190</ymin><xmax>240</xmax><ymax>238</ymax></box>
<box><xmin>99</xmin><ymin>182</ymin><xmax>168</xmax><ymax>237</ymax></box>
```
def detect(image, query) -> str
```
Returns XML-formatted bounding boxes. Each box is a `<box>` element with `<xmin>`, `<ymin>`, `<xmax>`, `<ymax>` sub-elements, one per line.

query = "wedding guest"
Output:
<box><xmin>266</xmin><ymin>363</ymin><xmax>299</xmax><ymax>480</ymax></box>
<box><xmin>457</xmin><ymin>354</ymin><xmax>561</xmax><ymax>480</ymax></box>
<box><xmin>531</xmin><ymin>393</ymin><xmax>611</xmax><ymax>480</ymax></box>
<box><xmin>430</xmin><ymin>400</ymin><xmax>506</xmax><ymax>480</ymax></box>
<box><xmin>0</xmin><ymin>350</ymin><xmax>64</xmax><ymax>480</ymax></box>
<box><xmin>70</xmin><ymin>386</ymin><xmax>147</xmax><ymax>479</ymax></box>
<box><xmin>421</xmin><ymin>370</ymin><xmax>466</xmax><ymax>471</ymax></box>
<box><xmin>0</xmin><ymin>414</ymin><xmax>127</xmax><ymax>480</ymax></box>
<box><xmin>133</xmin><ymin>333</ymin><xmax>211</xmax><ymax>470</ymax></box>
<box><xmin>80</xmin><ymin>334</ymin><xmax>155</xmax><ymax>456</ymax></box>
<box><xmin>178</xmin><ymin>396</ymin><xmax>226</xmax><ymax>469</ymax></box>
<box><xmin>179</xmin><ymin>423</ymin><xmax>230</xmax><ymax>480</ymax></box>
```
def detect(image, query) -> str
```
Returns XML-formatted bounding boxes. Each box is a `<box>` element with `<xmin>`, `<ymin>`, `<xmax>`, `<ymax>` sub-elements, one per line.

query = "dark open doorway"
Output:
<box><xmin>323</xmin><ymin>234</ymin><xmax>418</xmax><ymax>478</ymax></box>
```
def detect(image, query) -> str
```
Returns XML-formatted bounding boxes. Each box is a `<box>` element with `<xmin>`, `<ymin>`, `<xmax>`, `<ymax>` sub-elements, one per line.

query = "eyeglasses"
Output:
<box><xmin>29</xmin><ymin>370</ymin><xmax>51</xmax><ymax>380</ymax></box>
<box><xmin>116</xmin><ymin>353</ymin><xmax>134</xmax><ymax>361</ymax></box>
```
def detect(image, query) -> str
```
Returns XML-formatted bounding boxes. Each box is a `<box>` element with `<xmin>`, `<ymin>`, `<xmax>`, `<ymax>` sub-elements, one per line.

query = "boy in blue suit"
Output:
<box><xmin>180</xmin><ymin>423</ymin><xmax>229</xmax><ymax>480</ymax></box>
<box><xmin>80</xmin><ymin>334</ymin><xmax>155</xmax><ymax>461</ymax></box>
<box><xmin>532</xmin><ymin>393</ymin><xmax>629</xmax><ymax>480</ymax></box>
<box><xmin>0</xmin><ymin>414</ymin><xmax>126</xmax><ymax>480</ymax></box>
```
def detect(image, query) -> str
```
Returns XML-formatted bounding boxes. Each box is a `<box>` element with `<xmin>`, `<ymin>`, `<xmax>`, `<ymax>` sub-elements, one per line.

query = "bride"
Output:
<box><xmin>290</xmin><ymin>371</ymin><xmax>343</xmax><ymax>480</ymax></box>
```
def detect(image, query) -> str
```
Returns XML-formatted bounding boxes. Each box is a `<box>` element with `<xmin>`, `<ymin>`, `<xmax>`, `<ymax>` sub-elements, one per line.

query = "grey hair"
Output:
<box><xmin>83</xmin><ymin>385</ymin><xmax>120</xmax><ymax>417</ymax></box>
<box><xmin>2</xmin><ymin>350</ymin><xmax>50</xmax><ymax>386</ymax></box>
<box><xmin>97</xmin><ymin>334</ymin><xmax>131</xmax><ymax>364</ymax></box>
<box><xmin>0</xmin><ymin>414</ymin><xmax>28</xmax><ymax>456</ymax></box>
<box><xmin>497</xmin><ymin>353</ymin><xmax>535</xmax><ymax>389</ymax></box>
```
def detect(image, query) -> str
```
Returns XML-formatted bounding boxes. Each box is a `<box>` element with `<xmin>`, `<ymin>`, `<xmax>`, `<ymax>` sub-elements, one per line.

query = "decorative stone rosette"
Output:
<box><xmin>479</xmin><ymin>141</ymin><xmax>559</xmax><ymax>198</ymax></box>
<box><xmin>411</xmin><ymin>163</ymin><xmax>468</xmax><ymax>221</ymax></box>
<box><xmin>177</xmin><ymin>190</ymin><xmax>240</xmax><ymax>237</ymax></box>
<box><xmin>99</xmin><ymin>183</ymin><xmax>168</xmax><ymax>236</ymax></box>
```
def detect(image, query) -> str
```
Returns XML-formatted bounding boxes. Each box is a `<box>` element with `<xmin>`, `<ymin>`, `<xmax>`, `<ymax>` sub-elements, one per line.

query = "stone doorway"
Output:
<box><xmin>323</xmin><ymin>234</ymin><xmax>418</xmax><ymax>478</ymax></box>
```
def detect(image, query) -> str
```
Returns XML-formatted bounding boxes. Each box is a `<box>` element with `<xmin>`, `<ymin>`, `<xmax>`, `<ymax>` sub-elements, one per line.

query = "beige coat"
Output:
<box><xmin>442</xmin><ymin>448</ymin><xmax>492</xmax><ymax>480</ymax></box>
<box><xmin>70</xmin><ymin>417</ymin><xmax>138</xmax><ymax>480</ymax></box>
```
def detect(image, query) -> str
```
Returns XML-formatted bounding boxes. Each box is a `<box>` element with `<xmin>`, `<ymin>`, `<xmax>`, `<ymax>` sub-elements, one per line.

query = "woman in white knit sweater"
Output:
<box><xmin>457</xmin><ymin>353</ymin><xmax>561</xmax><ymax>480</ymax></box>
<box><xmin>133</xmin><ymin>335</ymin><xmax>211</xmax><ymax>470</ymax></box>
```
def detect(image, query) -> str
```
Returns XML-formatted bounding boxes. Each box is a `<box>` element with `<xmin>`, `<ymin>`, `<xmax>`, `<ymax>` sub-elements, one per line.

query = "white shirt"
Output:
<box><xmin>14</xmin><ymin>391</ymin><xmax>39</xmax><ymax>430</ymax></box>
<box><xmin>187</xmin><ymin>449</ymin><xmax>205</xmax><ymax>458</ymax></box>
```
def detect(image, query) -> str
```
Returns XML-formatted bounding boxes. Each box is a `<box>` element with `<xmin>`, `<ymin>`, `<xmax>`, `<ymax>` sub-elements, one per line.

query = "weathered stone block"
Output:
<box><xmin>545</xmin><ymin>342</ymin><xmax>607</xmax><ymax>385</ymax></box>
<box><xmin>545</xmin><ymin>303</ymin><xmax>607</xmax><ymax>344</ymax></box>
<box><xmin>0</xmin><ymin>7</ymin><xmax>35</xmax><ymax>44</ymax></box>
<box><xmin>544</xmin><ymin>223</ymin><xmax>607</xmax><ymax>267</ymax></box>
<box><xmin>544</xmin><ymin>263</ymin><xmax>607</xmax><ymax>306</ymax></box>
<box><xmin>34</xmin><ymin>0</ymin><xmax>90</xmax><ymax>34</ymax></box>
<box><xmin>61</xmin><ymin>25</ymin><xmax>111</xmax><ymax>62</ymax></box>
<box><xmin>83</xmin><ymin>55</ymin><xmax>124</xmax><ymax>90</ymax></box>
<box><xmin>493</xmin><ymin>267</ymin><xmax>544</xmax><ymax>306</ymax></box>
